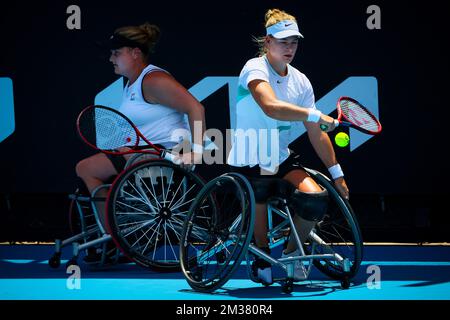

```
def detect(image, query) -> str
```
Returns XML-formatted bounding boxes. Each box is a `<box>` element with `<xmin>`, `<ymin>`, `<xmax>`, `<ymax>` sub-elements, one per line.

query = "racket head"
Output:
<box><xmin>76</xmin><ymin>105</ymin><xmax>140</xmax><ymax>154</ymax></box>
<box><xmin>337</xmin><ymin>96</ymin><xmax>382</xmax><ymax>135</ymax></box>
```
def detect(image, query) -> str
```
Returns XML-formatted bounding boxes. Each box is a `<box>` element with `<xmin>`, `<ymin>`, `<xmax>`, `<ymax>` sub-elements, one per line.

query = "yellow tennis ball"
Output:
<box><xmin>335</xmin><ymin>132</ymin><xmax>350</xmax><ymax>147</ymax></box>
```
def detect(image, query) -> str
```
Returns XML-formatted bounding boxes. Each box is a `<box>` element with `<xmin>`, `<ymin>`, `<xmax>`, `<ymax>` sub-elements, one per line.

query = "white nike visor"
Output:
<box><xmin>266</xmin><ymin>20</ymin><xmax>304</xmax><ymax>39</ymax></box>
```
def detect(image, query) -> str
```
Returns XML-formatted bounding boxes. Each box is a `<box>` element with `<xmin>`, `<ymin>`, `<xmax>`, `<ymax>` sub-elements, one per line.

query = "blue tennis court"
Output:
<box><xmin>1</xmin><ymin>244</ymin><xmax>449</xmax><ymax>300</ymax></box>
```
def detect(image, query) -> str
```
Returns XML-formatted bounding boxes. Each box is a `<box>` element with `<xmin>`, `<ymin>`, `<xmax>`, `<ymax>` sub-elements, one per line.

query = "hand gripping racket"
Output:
<box><xmin>76</xmin><ymin>105</ymin><xmax>177</xmax><ymax>162</ymax></box>
<box><xmin>320</xmin><ymin>96</ymin><xmax>382</xmax><ymax>135</ymax></box>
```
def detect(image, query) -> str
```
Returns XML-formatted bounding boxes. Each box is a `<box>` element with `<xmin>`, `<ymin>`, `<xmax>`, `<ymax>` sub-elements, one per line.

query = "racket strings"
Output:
<box><xmin>340</xmin><ymin>99</ymin><xmax>380</xmax><ymax>131</ymax></box>
<box><xmin>80</xmin><ymin>107</ymin><xmax>137</xmax><ymax>150</ymax></box>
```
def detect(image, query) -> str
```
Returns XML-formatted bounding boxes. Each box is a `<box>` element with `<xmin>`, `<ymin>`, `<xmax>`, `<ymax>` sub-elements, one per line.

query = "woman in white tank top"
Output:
<box><xmin>227</xmin><ymin>9</ymin><xmax>349</xmax><ymax>285</ymax></box>
<box><xmin>75</xmin><ymin>23</ymin><xmax>205</xmax><ymax>228</ymax></box>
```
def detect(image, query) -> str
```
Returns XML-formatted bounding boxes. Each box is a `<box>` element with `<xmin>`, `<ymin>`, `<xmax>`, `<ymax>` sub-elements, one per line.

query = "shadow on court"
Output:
<box><xmin>212</xmin><ymin>282</ymin><xmax>343</xmax><ymax>299</ymax></box>
<box><xmin>1</xmin><ymin>245</ymin><xmax>450</xmax><ymax>289</ymax></box>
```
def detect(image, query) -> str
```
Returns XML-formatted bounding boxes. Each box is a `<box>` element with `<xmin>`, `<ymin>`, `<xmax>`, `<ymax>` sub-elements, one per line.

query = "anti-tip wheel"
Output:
<box><xmin>48</xmin><ymin>254</ymin><xmax>61</xmax><ymax>268</ymax></box>
<box><xmin>341</xmin><ymin>277</ymin><xmax>351</xmax><ymax>289</ymax></box>
<box><xmin>66</xmin><ymin>258</ymin><xmax>78</xmax><ymax>269</ymax></box>
<box><xmin>281</xmin><ymin>280</ymin><xmax>294</xmax><ymax>294</ymax></box>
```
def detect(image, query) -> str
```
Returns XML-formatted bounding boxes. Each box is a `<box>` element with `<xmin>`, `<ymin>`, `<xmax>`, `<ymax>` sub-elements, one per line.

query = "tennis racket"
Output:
<box><xmin>77</xmin><ymin>105</ymin><xmax>177</xmax><ymax>162</ymax></box>
<box><xmin>320</xmin><ymin>96</ymin><xmax>382</xmax><ymax>135</ymax></box>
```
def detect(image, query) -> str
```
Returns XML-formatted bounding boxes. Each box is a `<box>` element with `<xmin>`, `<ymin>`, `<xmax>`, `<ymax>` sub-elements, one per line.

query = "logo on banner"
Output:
<box><xmin>95</xmin><ymin>76</ymin><xmax>379</xmax><ymax>152</ymax></box>
<box><xmin>0</xmin><ymin>77</ymin><xmax>15</xmax><ymax>143</ymax></box>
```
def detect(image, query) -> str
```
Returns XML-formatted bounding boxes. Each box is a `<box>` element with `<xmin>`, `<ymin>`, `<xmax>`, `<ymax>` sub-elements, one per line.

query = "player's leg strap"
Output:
<box><xmin>249</xmin><ymin>178</ymin><xmax>295</xmax><ymax>203</ymax></box>
<box><xmin>74</xmin><ymin>176</ymin><xmax>90</xmax><ymax>196</ymax></box>
<box><xmin>288</xmin><ymin>188</ymin><xmax>329</xmax><ymax>221</ymax></box>
<box><xmin>105</xmin><ymin>153</ymin><xmax>127</xmax><ymax>174</ymax></box>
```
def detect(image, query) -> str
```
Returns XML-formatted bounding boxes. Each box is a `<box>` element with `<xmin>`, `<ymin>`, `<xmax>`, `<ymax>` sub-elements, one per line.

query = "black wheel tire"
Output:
<box><xmin>48</xmin><ymin>254</ymin><xmax>61</xmax><ymax>268</ymax></box>
<box><xmin>341</xmin><ymin>277</ymin><xmax>351</xmax><ymax>289</ymax></box>
<box><xmin>180</xmin><ymin>173</ymin><xmax>255</xmax><ymax>293</ymax></box>
<box><xmin>304</xmin><ymin>169</ymin><xmax>363</xmax><ymax>281</ymax></box>
<box><xmin>107</xmin><ymin>160</ymin><xmax>206</xmax><ymax>272</ymax></box>
<box><xmin>66</xmin><ymin>259</ymin><xmax>78</xmax><ymax>269</ymax></box>
<box><xmin>282</xmin><ymin>281</ymin><xmax>294</xmax><ymax>294</ymax></box>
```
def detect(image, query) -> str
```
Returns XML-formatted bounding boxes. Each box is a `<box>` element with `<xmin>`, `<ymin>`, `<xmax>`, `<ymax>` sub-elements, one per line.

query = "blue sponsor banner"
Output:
<box><xmin>0</xmin><ymin>77</ymin><xmax>15</xmax><ymax>143</ymax></box>
<box><xmin>95</xmin><ymin>76</ymin><xmax>379</xmax><ymax>151</ymax></box>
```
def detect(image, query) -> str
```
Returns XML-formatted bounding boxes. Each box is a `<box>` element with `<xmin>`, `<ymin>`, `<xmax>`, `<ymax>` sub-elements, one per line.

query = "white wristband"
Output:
<box><xmin>307</xmin><ymin>109</ymin><xmax>322</xmax><ymax>123</ymax></box>
<box><xmin>328</xmin><ymin>164</ymin><xmax>344</xmax><ymax>180</ymax></box>
<box><xmin>192</xmin><ymin>143</ymin><xmax>203</xmax><ymax>154</ymax></box>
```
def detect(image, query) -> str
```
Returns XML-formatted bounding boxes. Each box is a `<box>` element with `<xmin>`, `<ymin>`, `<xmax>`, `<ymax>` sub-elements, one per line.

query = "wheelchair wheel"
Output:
<box><xmin>68</xmin><ymin>188</ymin><xmax>99</xmax><ymax>236</ymax></box>
<box><xmin>124</xmin><ymin>153</ymin><xmax>160</xmax><ymax>170</ymax></box>
<box><xmin>304</xmin><ymin>168</ymin><xmax>363</xmax><ymax>280</ymax></box>
<box><xmin>68</xmin><ymin>195</ymin><xmax>80</xmax><ymax>235</ymax></box>
<box><xmin>106</xmin><ymin>159</ymin><xmax>205</xmax><ymax>271</ymax></box>
<box><xmin>180</xmin><ymin>173</ymin><xmax>255</xmax><ymax>292</ymax></box>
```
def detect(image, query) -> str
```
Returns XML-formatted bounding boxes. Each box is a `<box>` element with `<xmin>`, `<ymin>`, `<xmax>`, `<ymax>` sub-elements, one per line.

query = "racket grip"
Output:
<box><xmin>163</xmin><ymin>151</ymin><xmax>180</xmax><ymax>164</ymax></box>
<box><xmin>163</xmin><ymin>150</ymin><xmax>196</xmax><ymax>170</ymax></box>
<box><xmin>320</xmin><ymin>119</ymin><xmax>340</xmax><ymax>131</ymax></box>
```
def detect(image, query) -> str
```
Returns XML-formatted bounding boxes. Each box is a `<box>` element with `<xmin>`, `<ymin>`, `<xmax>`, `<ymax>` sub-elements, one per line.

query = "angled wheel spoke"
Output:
<box><xmin>135</xmin><ymin>173</ymin><xmax>161</xmax><ymax>210</ymax></box>
<box><xmin>129</xmin><ymin>218</ymin><xmax>161</xmax><ymax>250</ymax></box>
<box><xmin>167</xmin><ymin>176</ymin><xmax>187</xmax><ymax>208</ymax></box>
<box><xmin>169</xmin><ymin>183</ymin><xmax>197</xmax><ymax>211</ymax></box>
<box><xmin>167</xmin><ymin>219</ymin><xmax>182</xmax><ymax>242</ymax></box>
<box><xmin>162</xmin><ymin>221</ymin><xmax>178</xmax><ymax>262</ymax></box>
<box><xmin>160</xmin><ymin>167</ymin><xmax>168</xmax><ymax>206</ymax></box>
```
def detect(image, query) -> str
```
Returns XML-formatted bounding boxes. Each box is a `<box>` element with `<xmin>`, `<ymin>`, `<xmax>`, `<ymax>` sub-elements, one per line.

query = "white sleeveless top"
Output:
<box><xmin>119</xmin><ymin>64</ymin><xmax>190</xmax><ymax>148</ymax></box>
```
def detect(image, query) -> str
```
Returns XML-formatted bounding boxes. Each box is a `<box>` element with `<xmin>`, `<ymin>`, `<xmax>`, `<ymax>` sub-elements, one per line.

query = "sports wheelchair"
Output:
<box><xmin>49</xmin><ymin>153</ymin><xmax>205</xmax><ymax>271</ymax></box>
<box><xmin>179</xmin><ymin>169</ymin><xmax>363</xmax><ymax>293</ymax></box>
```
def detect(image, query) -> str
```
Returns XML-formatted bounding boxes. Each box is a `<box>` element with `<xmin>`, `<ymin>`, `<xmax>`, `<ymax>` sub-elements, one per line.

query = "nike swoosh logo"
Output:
<box><xmin>285</xmin><ymin>23</ymin><xmax>293</xmax><ymax>27</ymax></box>
<box><xmin>277</xmin><ymin>125</ymin><xmax>291</xmax><ymax>132</ymax></box>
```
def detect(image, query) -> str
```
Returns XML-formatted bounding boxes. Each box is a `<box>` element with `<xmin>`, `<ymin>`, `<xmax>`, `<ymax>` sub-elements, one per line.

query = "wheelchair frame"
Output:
<box><xmin>180</xmin><ymin>169</ymin><xmax>363</xmax><ymax>293</ymax></box>
<box><xmin>49</xmin><ymin>153</ymin><xmax>203</xmax><ymax>270</ymax></box>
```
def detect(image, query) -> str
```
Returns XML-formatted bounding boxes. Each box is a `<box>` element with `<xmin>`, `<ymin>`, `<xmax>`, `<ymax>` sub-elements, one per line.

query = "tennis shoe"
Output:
<box><xmin>281</xmin><ymin>249</ymin><xmax>308</xmax><ymax>281</ymax></box>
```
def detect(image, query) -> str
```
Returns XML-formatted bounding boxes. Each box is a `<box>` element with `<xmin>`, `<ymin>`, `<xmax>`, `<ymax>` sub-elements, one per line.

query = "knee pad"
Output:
<box><xmin>288</xmin><ymin>189</ymin><xmax>329</xmax><ymax>222</ymax></box>
<box><xmin>248</xmin><ymin>178</ymin><xmax>276</xmax><ymax>203</ymax></box>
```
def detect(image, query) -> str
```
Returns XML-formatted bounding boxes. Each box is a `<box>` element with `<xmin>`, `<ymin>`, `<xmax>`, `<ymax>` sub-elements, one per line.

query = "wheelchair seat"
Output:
<box><xmin>246</xmin><ymin>177</ymin><xmax>295</xmax><ymax>202</ymax></box>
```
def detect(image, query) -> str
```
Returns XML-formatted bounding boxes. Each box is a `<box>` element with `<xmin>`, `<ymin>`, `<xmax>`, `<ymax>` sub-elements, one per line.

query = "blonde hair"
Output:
<box><xmin>253</xmin><ymin>9</ymin><xmax>298</xmax><ymax>56</ymax></box>
<box><xmin>115</xmin><ymin>22</ymin><xmax>160</xmax><ymax>62</ymax></box>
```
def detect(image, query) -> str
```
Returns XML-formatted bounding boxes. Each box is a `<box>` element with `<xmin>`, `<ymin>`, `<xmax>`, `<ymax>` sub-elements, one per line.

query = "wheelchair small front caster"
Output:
<box><xmin>340</xmin><ymin>277</ymin><xmax>350</xmax><ymax>289</ymax></box>
<box><xmin>48</xmin><ymin>253</ymin><xmax>61</xmax><ymax>268</ymax></box>
<box><xmin>216</xmin><ymin>251</ymin><xmax>226</xmax><ymax>264</ymax></box>
<box><xmin>193</xmin><ymin>268</ymin><xmax>203</xmax><ymax>282</ymax></box>
<box><xmin>66</xmin><ymin>258</ymin><xmax>78</xmax><ymax>269</ymax></box>
<box><xmin>281</xmin><ymin>280</ymin><xmax>294</xmax><ymax>294</ymax></box>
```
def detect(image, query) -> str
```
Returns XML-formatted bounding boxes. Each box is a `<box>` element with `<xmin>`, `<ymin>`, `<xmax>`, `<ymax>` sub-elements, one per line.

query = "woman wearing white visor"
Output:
<box><xmin>227</xmin><ymin>9</ymin><xmax>349</xmax><ymax>284</ymax></box>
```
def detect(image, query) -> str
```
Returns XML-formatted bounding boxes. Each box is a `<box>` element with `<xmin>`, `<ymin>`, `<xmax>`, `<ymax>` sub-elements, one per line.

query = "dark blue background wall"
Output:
<box><xmin>0</xmin><ymin>0</ymin><xmax>447</xmax><ymax>241</ymax></box>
